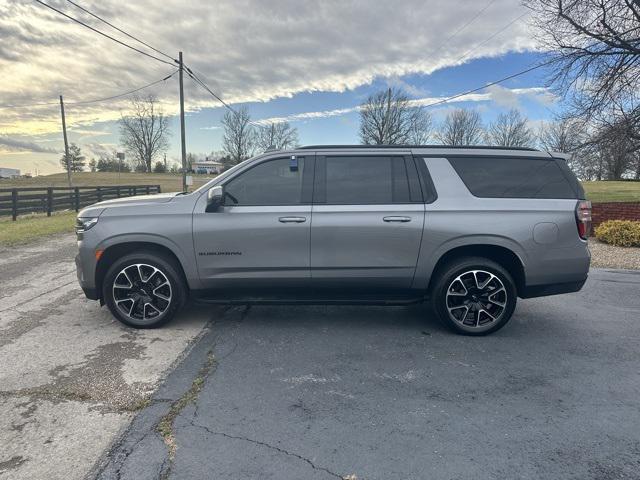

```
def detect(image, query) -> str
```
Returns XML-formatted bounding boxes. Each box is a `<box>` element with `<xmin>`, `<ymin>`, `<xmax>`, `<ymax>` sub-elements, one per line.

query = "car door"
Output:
<box><xmin>193</xmin><ymin>155</ymin><xmax>314</xmax><ymax>290</ymax></box>
<box><xmin>311</xmin><ymin>154</ymin><xmax>425</xmax><ymax>290</ymax></box>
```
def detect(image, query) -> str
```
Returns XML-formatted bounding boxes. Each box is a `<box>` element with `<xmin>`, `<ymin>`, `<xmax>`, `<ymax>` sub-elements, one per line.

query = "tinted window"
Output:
<box><xmin>448</xmin><ymin>156</ymin><xmax>577</xmax><ymax>199</ymax></box>
<box><xmin>323</xmin><ymin>156</ymin><xmax>410</xmax><ymax>204</ymax></box>
<box><xmin>225</xmin><ymin>157</ymin><xmax>305</xmax><ymax>205</ymax></box>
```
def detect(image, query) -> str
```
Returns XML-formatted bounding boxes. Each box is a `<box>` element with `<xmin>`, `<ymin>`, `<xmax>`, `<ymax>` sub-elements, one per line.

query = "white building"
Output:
<box><xmin>0</xmin><ymin>167</ymin><xmax>20</xmax><ymax>179</ymax></box>
<box><xmin>193</xmin><ymin>159</ymin><xmax>224</xmax><ymax>174</ymax></box>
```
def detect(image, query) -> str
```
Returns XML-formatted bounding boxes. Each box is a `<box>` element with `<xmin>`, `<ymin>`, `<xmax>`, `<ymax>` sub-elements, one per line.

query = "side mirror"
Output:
<box><xmin>206</xmin><ymin>185</ymin><xmax>224</xmax><ymax>212</ymax></box>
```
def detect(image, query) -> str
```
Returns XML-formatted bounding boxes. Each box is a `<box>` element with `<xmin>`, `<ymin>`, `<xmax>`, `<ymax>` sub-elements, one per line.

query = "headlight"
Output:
<box><xmin>76</xmin><ymin>217</ymin><xmax>98</xmax><ymax>233</ymax></box>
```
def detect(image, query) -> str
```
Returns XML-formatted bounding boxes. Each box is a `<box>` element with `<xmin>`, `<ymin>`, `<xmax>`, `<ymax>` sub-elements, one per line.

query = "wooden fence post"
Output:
<box><xmin>133</xmin><ymin>186</ymin><xmax>137</xmax><ymax>196</ymax></box>
<box><xmin>46</xmin><ymin>188</ymin><xmax>53</xmax><ymax>217</ymax></box>
<box><xmin>157</xmin><ymin>185</ymin><xmax>161</xmax><ymax>193</ymax></box>
<box><xmin>74</xmin><ymin>187</ymin><xmax>80</xmax><ymax>212</ymax></box>
<box><xmin>117</xmin><ymin>186</ymin><xmax>121</xmax><ymax>198</ymax></box>
<box><xmin>11</xmin><ymin>189</ymin><xmax>17</xmax><ymax>221</ymax></box>
<box><xmin>97</xmin><ymin>187</ymin><xmax>102</xmax><ymax>202</ymax></box>
<box><xmin>145</xmin><ymin>185</ymin><xmax>150</xmax><ymax>195</ymax></box>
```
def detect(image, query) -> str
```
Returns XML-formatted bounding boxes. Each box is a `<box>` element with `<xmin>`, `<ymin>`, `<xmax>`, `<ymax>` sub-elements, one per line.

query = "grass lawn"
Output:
<box><xmin>0</xmin><ymin>171</ymin><xmax>215</xmax><ymax>193</ymax></box>
<box><xmin>582</xmin><ymin>181</ymin><xmax>640</xmax><ymax>203</ymax></box>
<box><xmin>0</xmin><ymin>211</ymin><xmax>76</xmax><ymax>247</ymax></box>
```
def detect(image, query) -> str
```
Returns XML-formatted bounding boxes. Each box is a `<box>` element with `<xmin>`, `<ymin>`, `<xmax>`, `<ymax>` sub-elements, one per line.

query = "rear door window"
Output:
<box><xmin>315</xmin><ymin>156</ymin><xmax>411</xmax><ymax>204</ymax></box>
<box><xmin>448</xmin><ymin>156</ymin><xmax>577</xmax><ymax>199</ymax></box>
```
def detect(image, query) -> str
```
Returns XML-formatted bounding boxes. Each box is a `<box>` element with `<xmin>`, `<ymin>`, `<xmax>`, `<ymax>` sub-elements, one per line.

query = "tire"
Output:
<box><xmin>431</xmin><ymin>257</ymin><xmax>517</xmax><ymax>336</ymax></box>
<box><xmin>102</xmin><ymin>251</ymin><xmax>186</xmax><ymax>328</ymax></box>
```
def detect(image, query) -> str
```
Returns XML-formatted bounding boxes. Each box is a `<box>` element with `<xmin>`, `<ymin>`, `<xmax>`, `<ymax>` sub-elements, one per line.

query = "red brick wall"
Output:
<box><xmin>592</xmin><ymin>202</ymin><xmax>640</xmax><ymax>228</ymax></box>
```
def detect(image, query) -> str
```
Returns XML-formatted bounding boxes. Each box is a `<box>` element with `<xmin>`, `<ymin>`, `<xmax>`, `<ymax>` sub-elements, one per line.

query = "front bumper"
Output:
<box><xmin>76</xmin><ymin>251</ymin><xmax>99</xmax><ymax>300</ymax></box>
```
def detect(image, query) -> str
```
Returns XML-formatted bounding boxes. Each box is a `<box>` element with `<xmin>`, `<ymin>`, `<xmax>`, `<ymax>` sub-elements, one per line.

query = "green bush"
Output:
<box><xmin>595</xmin><ymin>220</ymin><xmax>640</xmax><ymax>247</ymax></box>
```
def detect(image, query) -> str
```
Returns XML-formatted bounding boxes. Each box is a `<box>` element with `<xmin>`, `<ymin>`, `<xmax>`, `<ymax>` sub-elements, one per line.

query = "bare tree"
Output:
<box><xmin>525</xmin><ymin>0</ymin><xmax>640</xmax><ymax>142</ymax></box>
<box><xmin>537</xmin><ymin>118</ymin><xmax>599</xmax><ymax>177</ymax></box>
<box><xmin>538</xmin><ymin>118</ymin><xmax>584</xmax><ymax>153</ymax></box>
<box><xmin>255</xmin><ymin>121</ymin><xmax>299</xmax><ymax>152</ymax></box>
<box><xmin>222</xmin><ymin>106</ymin><xmax>255</xmax><ymax>165</ymax></box>
<box><xmin>359</xmin><ymin>87</ymin><xmax>432</xmax><ymax>144</ymax></box>
<box><xmin>590</xmin><ymin>117</ymin><xmax>640</xmax><ymax>179</ymax></box>
<box><xmin>437</xmin><ymin>108</ymin><xmax>484</xmax><ymax>145</ymax></box>
<box><xmin>486</xmin><ymin>109</ymin><xmax>534</xmax><ymax>147</ymax></box>
<box><xmin>119</xmin><ymin>95</ymin><xmax>170</xmax><ymax>173</ymax></box>
<box><xmin>407</xmin><ymin>109</ymin><xmax>434</xmax><ymax>144</ymax></box>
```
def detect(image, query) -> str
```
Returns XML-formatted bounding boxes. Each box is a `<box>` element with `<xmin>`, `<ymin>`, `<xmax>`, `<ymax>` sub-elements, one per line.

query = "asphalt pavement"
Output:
<box><xmin>96</xmin><ymin>268</ymin><xmax>640</xmax><ymax>480</ymax></box>
<box><xmin>0</xmin><ymin>234</ymin><xmax>210</xmax><ymax>480</ymax></box>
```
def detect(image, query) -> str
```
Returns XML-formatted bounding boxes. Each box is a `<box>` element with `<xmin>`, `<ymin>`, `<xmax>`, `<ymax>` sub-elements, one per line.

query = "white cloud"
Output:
<box><xmin>254</xmin><ymin>87</ymin><xmax>553</xmax><ymax>125</ymax></box>
<box><xmin>484</xmin><ymin>84</ymin><xmax>557</xmax><ymax>108</ymax></box>
<box><xmin>1</xmin><ymin>0</ymin><xmax>536</xmax><ymax>135</ymax></box>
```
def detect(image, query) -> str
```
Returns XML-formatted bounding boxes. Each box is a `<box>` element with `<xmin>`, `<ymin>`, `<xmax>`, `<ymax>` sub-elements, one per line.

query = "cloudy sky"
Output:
<box><xmin>0</xmin><ymin>0</ymin><xmax>553</xmax><ymax>175</ymax></box>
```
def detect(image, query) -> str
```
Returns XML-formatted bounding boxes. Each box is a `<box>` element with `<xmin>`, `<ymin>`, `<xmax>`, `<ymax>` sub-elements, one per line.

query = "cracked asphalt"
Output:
<box><xmin>97</xmin><ymin>269</ymin><xmax>640</xmax><ymax>480</ymax></box>
<box><xmin>0</xmin><ymin>234</ymin><xmax>210</xmax><ymax>480</ymax></box>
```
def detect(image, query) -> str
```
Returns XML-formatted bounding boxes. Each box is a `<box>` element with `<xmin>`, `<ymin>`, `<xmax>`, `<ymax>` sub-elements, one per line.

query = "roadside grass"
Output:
<box><xmin>0</xmin><ymin>171</ymin><xmax>215</xmax><ymax>193</ymax></box>
<box><xmin>0</xmin><ymin>211</ymin><xmax>76</xmax><ymax>247</ymax></box>
<box><xmin>582</xmin><ymin>181</ymin><xmax>640</xmax><ymax>203</ymax></box>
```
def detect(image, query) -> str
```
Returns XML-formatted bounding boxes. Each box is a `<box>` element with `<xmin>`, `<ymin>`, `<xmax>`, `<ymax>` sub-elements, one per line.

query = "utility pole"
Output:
<box><xmin>59</xmin><ymin>95</ymin><xmax>72</xmax><ymax>187</ymax></box>
<box><xmin>178</xmin><ymin>51</ymin><xmax>187</xmax><ymax>192</ymax></box>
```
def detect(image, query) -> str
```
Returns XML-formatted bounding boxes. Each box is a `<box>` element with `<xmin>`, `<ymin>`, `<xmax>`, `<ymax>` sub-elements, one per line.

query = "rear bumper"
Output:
<box><xmin>520</xmin><ymin>276</ymin><xmax>587</xmax><ymax>299</ymax></box>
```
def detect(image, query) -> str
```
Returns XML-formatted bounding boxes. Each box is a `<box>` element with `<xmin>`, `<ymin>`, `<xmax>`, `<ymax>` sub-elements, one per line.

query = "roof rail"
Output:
<box><xmin>298</xmin><ymin>144</ymin><xmax>540</xmax><ymax>152</ymax></box>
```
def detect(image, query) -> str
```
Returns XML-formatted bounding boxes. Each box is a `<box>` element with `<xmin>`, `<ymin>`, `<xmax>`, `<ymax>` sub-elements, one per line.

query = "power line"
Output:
<box><xmin>420</xmin><ymin>59</ymin><xmax>555</xmax><ymax>109</ymax></box>
<box><xmin>33</xmin><ymin>0</ymin><xmax>176</xmax><ymax>67</ymax></box>
<box><xmin>64</xmin><ymin>0</ymin><xmax>175</xmax><ymax>62</ymax></box>
<box><xmin>67</xmin><ymin>70</ymin><xmax>178</xmax><ymax>105</ymax></box>
<box><xmin>454</xmin><ymin>12</ymin><xmax>529</xmax><ymax>65</ymax></box>
<box><xmin>0</xmin><ymin>71</ymin><xmax>177</xmax><ymax>109</ymax></box>
<box><xmin>432</xmin><ymin>0</ymin><xmax>498</xmax><ymax>54</ymax></box>
<box><xmin>184</xmin><ymin>67</ymin><xmax>238</xmax><ymax>115</ymax></box>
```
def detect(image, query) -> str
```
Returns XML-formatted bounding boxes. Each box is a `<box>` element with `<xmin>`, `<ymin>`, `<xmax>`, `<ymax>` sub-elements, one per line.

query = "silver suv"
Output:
<box><xmin>75</xmin><ymin>146</ymin><xmax>591</xmax><ymax>335</ymax></box>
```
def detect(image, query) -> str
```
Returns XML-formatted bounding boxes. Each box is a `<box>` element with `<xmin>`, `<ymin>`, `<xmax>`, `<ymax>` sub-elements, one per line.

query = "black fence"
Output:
<box><xmin>0</xmin><ymin>185</ymin><xmax>161</xmax><ymax>220</ymax></box>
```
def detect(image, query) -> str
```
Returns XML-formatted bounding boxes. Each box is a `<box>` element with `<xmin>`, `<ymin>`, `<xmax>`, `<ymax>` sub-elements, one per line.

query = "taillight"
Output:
<box><xmin>575</xmin><ymin>200</ymin><xmax>592</xmax><ymax>240</ymax></box>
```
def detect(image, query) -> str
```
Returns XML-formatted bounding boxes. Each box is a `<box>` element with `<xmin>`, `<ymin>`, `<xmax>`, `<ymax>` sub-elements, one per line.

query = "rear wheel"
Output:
<box><xmin>103</xmin><ymin>252</ymin><xmax>185</xmax><ymax>328</ymax></box>
<box><xmin>431</xmin><ymin>257</ymin><xmax>517</xmax><ymax>335</ymax></box>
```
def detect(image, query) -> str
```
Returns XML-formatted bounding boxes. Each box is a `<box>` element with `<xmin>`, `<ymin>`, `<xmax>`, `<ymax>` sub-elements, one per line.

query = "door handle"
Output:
<box><xmin>383</xmin><ymin>216</ymin><xmax>411</xmax><ymax>223</ymax></box>
<box><xmin>279</xmin><ymin>216</ymin><xmax>307</xmax><ymax>223</ymax></box>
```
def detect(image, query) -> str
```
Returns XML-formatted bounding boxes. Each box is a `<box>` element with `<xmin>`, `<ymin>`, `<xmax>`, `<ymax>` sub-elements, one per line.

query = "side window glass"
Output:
<box><xmin>224</xmin><ymin>157</ymin><xmax>305</xmax><ymax>206</ymax></box>
<box><xmin>322</xmin><ymin>156</ymin><xmax>409</xmax><ymax>204</ymax></box>
<box><xmin>448</xmin><ymin>156</ymin><xmax>576</xmax><ymax>199</ymax></box>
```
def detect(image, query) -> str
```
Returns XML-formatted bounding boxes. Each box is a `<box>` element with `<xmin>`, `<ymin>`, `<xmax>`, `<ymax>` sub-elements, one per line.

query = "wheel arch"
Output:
<box><xmin>95</xmin><ymin>240</ymin><xmax>192</xmax><ymax>301</ymax></box>
<box><xmin>426</xmin><ymin>243</ymin><xmax>526</xmax><ymax>296</ymax></box>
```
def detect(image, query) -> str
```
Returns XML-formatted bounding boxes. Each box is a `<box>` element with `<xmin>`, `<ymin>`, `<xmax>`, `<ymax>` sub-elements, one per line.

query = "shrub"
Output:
<box><xmin>595</xmin><ymin>220</ymin><xmax>640</xmax><ymax>247</ymax></box>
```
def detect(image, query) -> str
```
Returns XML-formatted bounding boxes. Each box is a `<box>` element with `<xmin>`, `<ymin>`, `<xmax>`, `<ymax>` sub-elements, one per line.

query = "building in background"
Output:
<box><xmin>192</xmin><ymin>158</ymin><xmax>224</xmax><ymax>175</ymax></box>
<box><xmin>0</xmin><ymin>167</ymin><xmax>20</xmax><ymax>179</ymax></box>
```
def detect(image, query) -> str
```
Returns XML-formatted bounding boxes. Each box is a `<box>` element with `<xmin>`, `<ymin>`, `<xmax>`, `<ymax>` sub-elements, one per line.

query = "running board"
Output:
<box><xmin>193</xmin><ymin>295</ymin><xmax>426</xmax><ymax>306</ymax></box>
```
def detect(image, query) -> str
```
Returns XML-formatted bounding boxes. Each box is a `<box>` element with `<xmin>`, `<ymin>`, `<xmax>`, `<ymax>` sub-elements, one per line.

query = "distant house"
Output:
<box><xmin>193</xmin><ymin>159</ymin><xmax>224</xmax><ymax>175</ymax></box>
<box><xmin>0</xmin><ymin>167</ymin><xmax>20</xmax><ymax>179</ymax></box>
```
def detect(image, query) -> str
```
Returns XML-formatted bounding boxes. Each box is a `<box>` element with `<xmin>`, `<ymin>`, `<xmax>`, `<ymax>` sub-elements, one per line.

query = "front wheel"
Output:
<box><xmin>103</xmin><ymin>252</ymin><xmax>185</xmax><ymax>328</ymax></box>
<box><xmin>431</xmin><ymin>257</ymin><xmax>517</xmax><ymax>335</ymax></box>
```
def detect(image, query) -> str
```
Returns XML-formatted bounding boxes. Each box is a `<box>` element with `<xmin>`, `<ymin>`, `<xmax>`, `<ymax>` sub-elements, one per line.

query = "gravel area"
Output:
<box><xmin>589</xmin><ymin>238</ymin><xmax>640</xmax><ymax>269</ymax></box>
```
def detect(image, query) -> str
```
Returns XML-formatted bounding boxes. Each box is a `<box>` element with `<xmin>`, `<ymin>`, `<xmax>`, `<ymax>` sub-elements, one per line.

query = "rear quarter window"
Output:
<box><xmin>448</xmin><ymin>156</ymin><xmax>578</xmax><ymax>199</ymax></box>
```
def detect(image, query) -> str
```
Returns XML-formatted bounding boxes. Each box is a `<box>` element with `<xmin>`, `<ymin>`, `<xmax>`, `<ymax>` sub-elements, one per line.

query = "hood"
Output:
<box><xmin>93</xmin><ymin>192</ymin><xmax>181</xmax><ymax>207</ymax></box>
